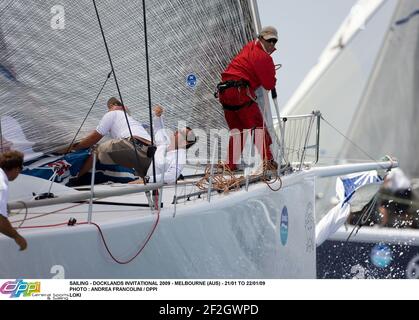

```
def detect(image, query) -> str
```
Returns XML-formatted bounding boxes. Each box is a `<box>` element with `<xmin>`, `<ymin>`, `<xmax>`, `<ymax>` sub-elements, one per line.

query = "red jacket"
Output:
<box><xmin>221</xmin><ymin>40</ymin><xmax>276</xmax><ymax>92</ymax></box>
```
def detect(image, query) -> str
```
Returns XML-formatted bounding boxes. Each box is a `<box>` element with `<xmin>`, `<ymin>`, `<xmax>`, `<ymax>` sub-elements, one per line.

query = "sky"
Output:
<box><xmin>257</xmin><ymin>0</ymin><xmax>357</xmax><ymax>109</ymax></box>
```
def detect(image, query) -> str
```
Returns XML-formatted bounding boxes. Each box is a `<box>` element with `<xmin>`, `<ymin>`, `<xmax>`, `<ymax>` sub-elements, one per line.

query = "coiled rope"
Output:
<box><xmin>196</xmin><ymin>161</ymin><xmax>244</xmax><ymax>193</ymax></box>
<box><xmin>195</xmin><ymin>160</ymin><xmax>282</xmax><ymax>193</ymax></box>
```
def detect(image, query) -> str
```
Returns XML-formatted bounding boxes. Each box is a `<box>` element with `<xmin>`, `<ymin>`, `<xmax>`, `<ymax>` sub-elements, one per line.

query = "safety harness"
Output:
<box><xmin>214</xmin><ymin>80</ymin><xmax>256</xmax><ymax>111</ymax></box>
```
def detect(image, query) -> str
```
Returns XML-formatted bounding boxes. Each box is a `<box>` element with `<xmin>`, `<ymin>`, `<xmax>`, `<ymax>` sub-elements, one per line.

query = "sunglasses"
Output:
<box><xmin>264</xmin><ymin>38</ymin><xmax>277</xmax><ymax>45</ymax></box>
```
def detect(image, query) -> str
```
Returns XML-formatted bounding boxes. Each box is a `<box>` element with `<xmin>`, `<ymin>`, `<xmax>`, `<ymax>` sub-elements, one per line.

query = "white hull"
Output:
<box><xmin>0</xmin><ymin>174</ymin><xmax>316</xmax><ymax>279</ymax></box>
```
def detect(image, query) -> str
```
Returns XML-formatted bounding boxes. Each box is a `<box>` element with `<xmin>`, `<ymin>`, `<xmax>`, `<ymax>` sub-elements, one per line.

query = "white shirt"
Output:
<box><xmin>147</xmin><ymin>116</ymin><xmax>186</xmax><ymax>184</ymax></box>
<box><xmin>96</xmin><ymin>110</ymin><xmax>151</xmax><ymax>141</ymax></box>
<box><xmin>0</xmin><ymin>168</ymin><xmax>9</xmax><ymax>218</ymax></box>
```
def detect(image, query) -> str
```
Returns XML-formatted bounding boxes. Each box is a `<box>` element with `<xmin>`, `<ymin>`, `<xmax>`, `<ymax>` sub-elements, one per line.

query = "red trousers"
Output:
<box><xmin>224</xmin><ymin>103</ymin><xmax>273</xmax><ymax>170</ymax></box>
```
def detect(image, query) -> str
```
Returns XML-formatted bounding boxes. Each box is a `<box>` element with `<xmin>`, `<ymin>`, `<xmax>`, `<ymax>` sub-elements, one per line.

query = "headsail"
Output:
<box><xmin>340</xmin><ymin>0</ymin><xmax>419</xmax><ymax>178</ymax></box>
<box><xmin>282</xmin><ymin>0</ymin><xmax>387</xmax><ymax>118</ymax></box>
<box><xmin>282</xmin><ymin>0</ymin><xmax>398</xmax><ymax>164</ymax></box>
<box><xmin>282</xmin><ymin>0</ymin><xmax>419</xmax><ymax>177</ymax></box>
<box><xmin>280</xmin><ymin>0</ymin><xmax>419</xmax><ymax>214</ymax></box>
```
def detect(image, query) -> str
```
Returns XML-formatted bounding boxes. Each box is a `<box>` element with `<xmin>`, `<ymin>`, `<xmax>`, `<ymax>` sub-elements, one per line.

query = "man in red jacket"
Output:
<box><xmin>216</xmin><ymin>26</ymin><xmax>278</xmax><ymax>171</ymax></box>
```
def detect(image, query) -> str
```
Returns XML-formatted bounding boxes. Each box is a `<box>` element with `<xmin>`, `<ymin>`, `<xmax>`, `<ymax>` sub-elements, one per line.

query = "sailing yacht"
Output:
<box><xmin>0</xmin><ymin>0</ymin><xmax>395</xmax><ymax>279</ymax></box>
<box><xmin>282</xmin><ymin>0</ymin><xmax>419</xmax><ymax>278</ymax></box>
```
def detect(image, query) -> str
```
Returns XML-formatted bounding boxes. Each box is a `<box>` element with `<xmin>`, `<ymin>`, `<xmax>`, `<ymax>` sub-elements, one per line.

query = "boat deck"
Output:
<box><xmin>7</xmin><ymin>170</ymin><xmax>282</xmax><ymax>232</ymax></box>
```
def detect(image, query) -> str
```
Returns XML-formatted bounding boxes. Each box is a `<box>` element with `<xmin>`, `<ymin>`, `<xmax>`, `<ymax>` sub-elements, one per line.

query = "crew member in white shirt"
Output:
<box><xmin>70</xmin><ymin>97</ymin><xmax>155</xmax><ymax>182</ymax></box>
<box><xmin>130</xmin><ymin>105</ymin><xmax>196</xmax><ymax>184</ymax></box>
<box><xmin>0</xmin><ymin>150</ymin><xmax>27</xmax><ymax>251</ymax></box>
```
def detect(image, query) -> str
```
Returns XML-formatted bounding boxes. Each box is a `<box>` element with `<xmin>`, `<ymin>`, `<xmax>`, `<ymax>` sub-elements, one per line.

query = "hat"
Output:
<box><xmin>259</xmin><ymin>26</ymin><xmax>278</xmax><ymax>41</ymax></box>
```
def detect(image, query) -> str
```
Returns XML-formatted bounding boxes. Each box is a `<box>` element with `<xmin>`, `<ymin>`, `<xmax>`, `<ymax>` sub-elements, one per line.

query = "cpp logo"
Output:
<box><xmin>280</xmin><ymin>206</ymin><xmax>289</xmax><ymax>246</ymax></box>
<box><xmin>0</xmin><ymin>280</ymin><xmax>41</xmax><ymax>298</ymax></box>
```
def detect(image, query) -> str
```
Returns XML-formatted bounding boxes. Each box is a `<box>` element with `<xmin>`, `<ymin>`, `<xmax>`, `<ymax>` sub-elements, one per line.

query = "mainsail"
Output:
<box><xmin>0</xmin><ymin>0</ymin><xmax>257</xmax><ymax>159</ymax></box>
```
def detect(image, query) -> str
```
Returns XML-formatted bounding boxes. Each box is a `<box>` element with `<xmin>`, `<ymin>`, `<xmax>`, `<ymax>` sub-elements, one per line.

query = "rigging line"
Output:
<box><xmin>0</xmin><ymin>116</ymin><xmax>3</xmax><ymax>152</ymax></box>
<box><xmin>172</xmin><ymin>157</ymin><xmax>181</xmax><ymax>207</ymax></box>
<box><xmin>320</xmin><ymin>115</ymin><xmax>388</xmax><ymax>169</ymax></box>
<box><xmin>20</xmin><ymin>213</ymin><xmax>160</xmax><ymax>265</ymax></box>
<box><xmin>15</xmin><ymin>201</ymin><xmax>28</xmax><ymax>229</ymax></box>
<box><xmin>12</xmin><ymin>206</ymin><xmax>151</xmax><ymax>216</ymax></box>
<box><xmin>185</xmin><ymin>167</ymin><xmax>200</xmax><ymax>201</ymax></box>
<box><xmin>12</xmin><ymin>203</ymin><xmax>85</xmax><ymax>226</ymax></box>
<box><xmin>173</xmin><ymin>146</ymin><xmax>179</xmax><ymax>218</ymax></box>
<box><xmin>360</xmin><ymin>196</ymin><xmax>378</xmax><ymax>226</ymax></box>
<box><xmin>92</xmin><ymin>0</ymin><xmax>143</xmax><ymax>180</ymax></box>
<box><xmin>345</xmin><ymin>195</ymin><xmax>378</xmax><ymax>243</ymax></box>
<box><xmin>65</xmin><ymin>71</ymin><xmax>112</xmax><ymax>154</ymax></box>
<box><xmin>141</xmin><ymin>0</ymin><xmax>156</xmax><ymax>183</ymax></box>
<box><xmin>42</xmin><ymin>167</ymin><xmax>59</xmax><ymax>201</ymax></box>
<box><xmin>91</xmin><ymin>212</ymin><xmax>160</xmax><ymax>264</ymax></box>
<box><xmin>0</xmin><ymin>0</ymin><xmax>15</xmax><ymax>18</ymax></box>
<box><xmin>323</xmin><ymin>196</ymin><xmax>379</xmax><ymax>278</ymax></box>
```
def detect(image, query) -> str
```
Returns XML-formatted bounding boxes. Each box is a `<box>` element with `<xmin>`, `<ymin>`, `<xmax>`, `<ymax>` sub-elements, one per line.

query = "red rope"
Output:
<box><xmin>89</xmin><ymin>209</ymin><xmax>160</xmax><ymax>265</ymax></box>
<box><xmin>16</xmin><ymin>208</ymin><xmax>160</xmax><ymax>265</ymax></box>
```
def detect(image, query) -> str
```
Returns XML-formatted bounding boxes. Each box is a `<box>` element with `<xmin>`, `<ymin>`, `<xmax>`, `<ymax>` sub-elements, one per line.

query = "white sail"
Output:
<box><xmin>283</xmin><ymin>0</ymin><xmax>387</xmax><ymax>116</ymax></box>
<box><xmin>282</xmin><ymin>0</ymin><xmax>398</xmax><ymax>163</ymax></box>
<box><xmin>280</xmin><ymin>0</ymin><xmax>419</xmax><ymax>214</ymax></box>
<box><xmin>340</xmin><ymin>0</ymin><xmax>419</xmax><ymax>178</ymax></box>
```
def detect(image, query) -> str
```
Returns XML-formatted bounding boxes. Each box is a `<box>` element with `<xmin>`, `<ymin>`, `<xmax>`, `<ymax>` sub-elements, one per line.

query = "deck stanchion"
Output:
<box><xmin>245</xmin><ymin>129</ymin><xmax>256</xmax><ymax>191</ymax></box>
<box><xmin>88</xmin><ymin>148</ymin><xmax>97</xmax><ymax>223</ymax></box>
<box><xmin>208</xmin><ymin>137</ymin><xmax>218</xmax><ymax>202</ymax></box>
